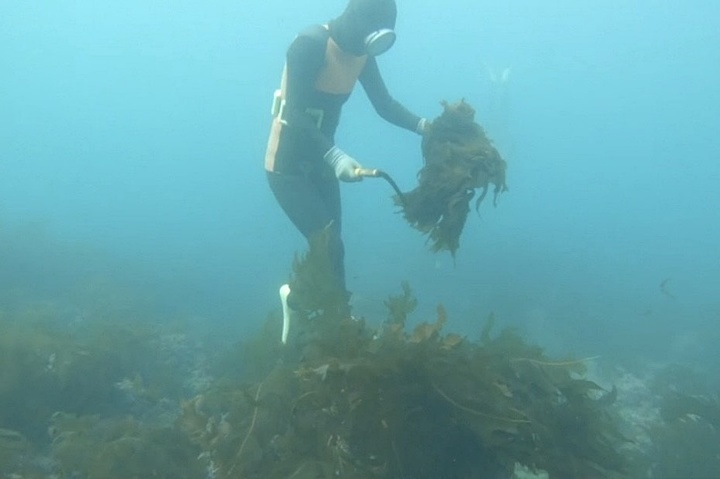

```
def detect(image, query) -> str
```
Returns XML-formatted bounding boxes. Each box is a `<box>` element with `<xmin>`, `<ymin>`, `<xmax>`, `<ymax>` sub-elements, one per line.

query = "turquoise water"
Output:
<box><xmin>1</xmin><ymin>1</ymin><xmax>719</xmax><ymax>476</ymax></box>
<box><xmin>4</xmin><ymin>0</ymin><xmax>718</xmax><ymax>358</ymax></box>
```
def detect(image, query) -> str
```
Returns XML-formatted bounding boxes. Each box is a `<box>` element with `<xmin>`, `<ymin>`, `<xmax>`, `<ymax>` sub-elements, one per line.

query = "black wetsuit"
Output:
<box><xmin>265</xmin><ymin>24</ymin><xmax>419</xmax><ymax>293</ymax></box>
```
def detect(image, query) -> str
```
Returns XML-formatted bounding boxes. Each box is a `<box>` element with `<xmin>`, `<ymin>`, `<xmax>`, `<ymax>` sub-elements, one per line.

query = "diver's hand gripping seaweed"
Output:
<box><xmin>399</xmin><ymin>99</ymin><xmax>508</xmax><ymax>255</ymax></box>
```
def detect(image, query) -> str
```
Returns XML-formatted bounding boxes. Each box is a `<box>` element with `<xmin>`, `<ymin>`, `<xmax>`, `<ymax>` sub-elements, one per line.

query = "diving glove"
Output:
<box><xmin>324</xmin><ymin>146</ymin><xmax>362</xmax><ymax>182</ymax></box>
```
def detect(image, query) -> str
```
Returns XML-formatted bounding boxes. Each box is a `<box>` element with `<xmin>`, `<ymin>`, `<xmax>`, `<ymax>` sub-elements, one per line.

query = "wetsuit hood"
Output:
<box><xmin>329</xmin><ymin>0</ymin><xmax>397</xmax><ymax>56</ymax></box>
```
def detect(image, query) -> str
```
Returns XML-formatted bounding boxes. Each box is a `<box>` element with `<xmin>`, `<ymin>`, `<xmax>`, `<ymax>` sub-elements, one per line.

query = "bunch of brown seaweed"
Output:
<box><xmin>177</xmin><ymin>288</ymin><xmax>629</xmax><ymax>479</ymax></box>
<box><xmin>399</xmin><ymin>99</ymin><xmax>508</xmax><ymax>255</ymax></box>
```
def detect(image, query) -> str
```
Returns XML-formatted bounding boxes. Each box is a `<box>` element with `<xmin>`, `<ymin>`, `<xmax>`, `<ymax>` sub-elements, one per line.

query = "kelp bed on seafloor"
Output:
<box><xmin>4</xmin><ymin>312</ymin><xmax>720</xmax><ymax>479</ymax></box>
<box><xmin>185</xmin><ymin>307</ymin><xmax>629</xmax><ymax>479</ymax></box>
<box><xmin>0</xmin><ymin>234</ymin><xmax>634</xmax><ymax>479</ymax></box>
<box><xmin>0</xmin><ymin>299</ymin><xmax>629</xmax><ymax>479</ymax></box>
<box><xmin>3</xmin><ymin>217</ymin><xmax>720</xmax><ymax>479</ymax></box>
<box><xmin>399</xmin><ymin>99</ymin><xmax>508</xmax><ymax>256</ymax></box>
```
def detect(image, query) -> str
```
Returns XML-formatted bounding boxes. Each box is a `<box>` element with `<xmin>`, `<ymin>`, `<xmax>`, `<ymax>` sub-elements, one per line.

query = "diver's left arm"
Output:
<box><xmin>359</xmin><ymin>57</ymin><xmax>427</xmax><ymax>135</ymax></box>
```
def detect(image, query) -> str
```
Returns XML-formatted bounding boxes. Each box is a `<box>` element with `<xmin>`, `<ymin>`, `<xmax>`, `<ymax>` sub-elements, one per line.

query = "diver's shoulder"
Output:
<box><xmin>287</xmin><ymin>24</ymin><xmax>329</xmax><ymax>58</ymax></box>
<box><xmin>296</xmin><ymin>24</ymin><xmax>330</xmax><ymax>43</ymax></box>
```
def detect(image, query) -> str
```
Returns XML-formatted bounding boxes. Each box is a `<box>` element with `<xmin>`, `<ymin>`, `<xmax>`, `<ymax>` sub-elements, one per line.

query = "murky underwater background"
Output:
<box><xmin>1</xmin><ymin>0</ymin><xmax>719</xmax><ymax>477</ymax></box>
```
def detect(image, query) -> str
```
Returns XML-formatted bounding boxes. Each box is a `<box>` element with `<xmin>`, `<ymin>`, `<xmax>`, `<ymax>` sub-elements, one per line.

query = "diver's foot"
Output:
<box><xmin>279</xmin><ymin>284</ymin><xmax>294</xmax><ymax>344</ymax></box>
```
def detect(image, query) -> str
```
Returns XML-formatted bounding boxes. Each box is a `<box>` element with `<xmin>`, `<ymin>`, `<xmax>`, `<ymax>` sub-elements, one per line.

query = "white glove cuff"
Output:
<box><xmin>416</xmin><ymin>118</ymin><xmax>429</xmax><ymax>135</ymax></box>
<box><xmin>323</xmin><ymin>145</ymin><xmax>343</xmax><ymax>164</ymax></box>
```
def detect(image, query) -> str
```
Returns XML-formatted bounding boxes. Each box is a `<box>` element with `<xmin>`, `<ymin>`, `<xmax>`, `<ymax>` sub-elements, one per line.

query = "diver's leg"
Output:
<box><xmin>267</xmin><ymin>170</ymin><xmax>346</xmax><ymax>291</ymax></box>
<box><xmin>312</xmin><ymin>170</ymin><xmax>345</xmax><ymax>293</ymax></box>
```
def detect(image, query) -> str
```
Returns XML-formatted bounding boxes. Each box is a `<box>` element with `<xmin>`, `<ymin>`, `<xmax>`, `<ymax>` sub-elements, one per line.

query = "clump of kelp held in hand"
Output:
<box><xmin>399</xmin><ymin>99</ymin><xmax>508</xmax><ymax>255</ymax></box>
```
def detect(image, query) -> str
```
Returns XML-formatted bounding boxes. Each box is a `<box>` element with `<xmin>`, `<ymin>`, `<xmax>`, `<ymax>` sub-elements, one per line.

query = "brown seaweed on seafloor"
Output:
<box><xmin>398</xmin><ymin>99</ymin><xmax>508</xmax><ymax>256</ymax></box>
